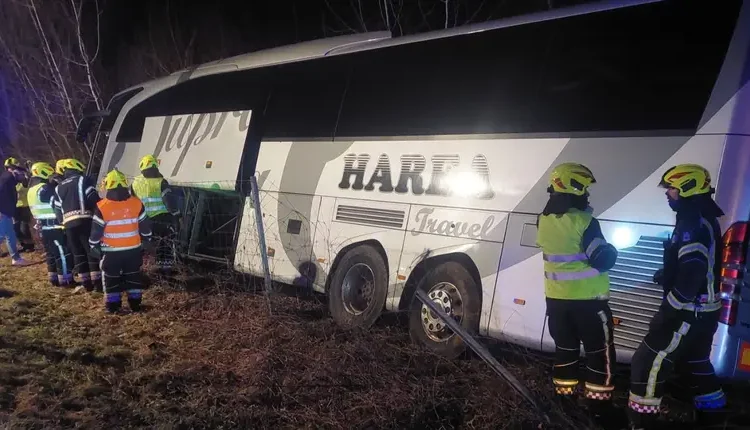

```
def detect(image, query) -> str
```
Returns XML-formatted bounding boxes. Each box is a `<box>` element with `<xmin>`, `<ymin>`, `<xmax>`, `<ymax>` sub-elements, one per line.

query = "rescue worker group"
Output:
<box><xmin>1</xmin><ymin>155</ymin><xmax>179</xmax><ymax>313</ymax></box>
<box><xmin>537</xmin><ymin>163</ymin><xmax>728</xmax><ymax>429</ymax></box>
<box><xmin>0</xmin><ymin>155</ymin><xmax>732</xmax><ymax>429</ymax></box>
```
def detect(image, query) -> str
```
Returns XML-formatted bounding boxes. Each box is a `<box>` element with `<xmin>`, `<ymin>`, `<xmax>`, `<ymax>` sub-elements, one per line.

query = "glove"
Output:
<box><xmin>89</xmin><ymin>245</ymin><xmax>102</xmax><ymax>260</ymax></box>
<box><xmin>652</xmin><ymin>268</ymin><xmax>664</xmax><ymax>286</ymax></box>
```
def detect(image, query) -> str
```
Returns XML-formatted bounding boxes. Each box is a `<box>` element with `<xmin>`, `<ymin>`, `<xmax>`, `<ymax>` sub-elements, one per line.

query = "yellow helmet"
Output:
<box><xmin>55</xmin><ymin>159</ymin><xmax>68</xmax><ymax>175</ymax></box>
<box><xmin>139</xmin><ymin>154</ymin><xmax>159</xmax><ymax>171</ymax></box>
<box><xmin>63</xmin><ymin>158</ymin><xmax>85</xmax><ymax>173</ymax></box>
<box><xmin>659</xmin><ymin>164</ymin><xmax>712</xmax><ymax>198</ymax></box>
<box><xmin>30</xmin><ymin>162</ymin><xmax>54</xmax><ymax>180</ymax></box>
<box><xmin>548</xmin><ymin>162</ymin><xmax>596</xmax><ymax>196</ymax></box>
<box><xmin>104</xmin><ymin>169</ymin><xmax>128</xmax><ymax>190</ymax></box>
<box><xmin>4</xmin><ymin>157</ymin><xmax>20</xmax><ymax>168</ymax></box>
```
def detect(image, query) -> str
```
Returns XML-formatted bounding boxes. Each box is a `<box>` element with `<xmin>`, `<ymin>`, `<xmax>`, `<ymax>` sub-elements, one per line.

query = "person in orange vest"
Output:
<box><xmin>88</xmin><ymin>169</ymin><xmax>153</xmax><ymax>313</ymax></box>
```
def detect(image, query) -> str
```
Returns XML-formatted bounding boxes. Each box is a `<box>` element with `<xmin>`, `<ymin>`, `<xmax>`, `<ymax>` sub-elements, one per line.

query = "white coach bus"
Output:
<box><xmin>79</xmin><ymin>0</ymin><xmax>750</xmax><ymax>378</ymax></box>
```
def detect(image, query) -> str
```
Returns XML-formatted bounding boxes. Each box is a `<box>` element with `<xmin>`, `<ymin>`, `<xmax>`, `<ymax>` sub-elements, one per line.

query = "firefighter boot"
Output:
<box><xmin>90</xmin><ymin>272</ymin><xmax>103</xmax><ymax>293</ymax></box>
<box><xmin>79</xmin><ymin>273</ymin><xmax>94</xmax><ymax>292</ymax></box>
<box><xmin>128</xmin><ymin>297</ymin><xmax>142</xmax><ymax>312</ymax></box>
<box><xmin>48</xmin><ymin>272</ymin><xmax>59</xmax><ymax>287</ymax></box>
<box><xmin>105</xmin><ymin>296</ymin><xmax>122</xmax><ymax>314</ymax></box>
<box><xmin>58</xmin><ymin>273</ymin><xmax>74</xmax><ymax>287</ymax></box>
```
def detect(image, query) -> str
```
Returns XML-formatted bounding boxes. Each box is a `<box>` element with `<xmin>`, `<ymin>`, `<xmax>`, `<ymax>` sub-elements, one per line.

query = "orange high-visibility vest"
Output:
<box><xmin>97</xmin><ymin>197</ymin><xmax>144</xmax><ymax>250</ymax></box>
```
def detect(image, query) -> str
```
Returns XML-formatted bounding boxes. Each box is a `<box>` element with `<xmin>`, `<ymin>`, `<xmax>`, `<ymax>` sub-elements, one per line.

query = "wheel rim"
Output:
<box><xmin>341</xmin><ymin>263</ymin><xmax>375</xmax><ymax>315</ymax></box>
<box><xmin>420</xmin><ymin>282</ymin><xmax>464</xmax><ymax>342</ymax></box>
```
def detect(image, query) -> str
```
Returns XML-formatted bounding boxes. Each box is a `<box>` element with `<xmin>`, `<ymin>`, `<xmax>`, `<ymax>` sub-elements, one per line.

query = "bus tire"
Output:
<box><xmin>328</xmin><ymin>245</ymin><xmax>388</xmax><ymax>329</ymax></box>
<box><xmin>408</xmin><ymin>261</ymin><xmax>480</xmax><ymax>359</ymax></box>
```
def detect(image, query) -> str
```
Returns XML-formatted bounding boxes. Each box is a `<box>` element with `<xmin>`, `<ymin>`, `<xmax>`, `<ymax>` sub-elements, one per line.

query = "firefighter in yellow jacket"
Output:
<box><xmin>4</xmin><ymin>157</ymin><xmax>34</xmax><ymax>252</ymax></box>
<box><xmin>130</xmin><ymin>154</ymin><xmax>180</xmax><ymax>274</ymax></box>
<box><xmin>89</xmin><ymin>169</ymin><xmax>153</xmax><ymax>313</ymax></box>
<box><xmin>536</xmin><ymin>163</ymin><xmax>620</xmax><ymax>427</ymax></box>
<box><xmin>27</xmin><ymin>162</ymin><xmax>74</xmax><ymax>286</ymax></box>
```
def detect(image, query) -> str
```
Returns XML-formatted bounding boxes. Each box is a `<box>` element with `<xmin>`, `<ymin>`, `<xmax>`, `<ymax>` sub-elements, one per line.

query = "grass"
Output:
<box><xmin>1</xmin><ymin>251</ymin><xmax>749</xmax><ymax>429</ymax></box>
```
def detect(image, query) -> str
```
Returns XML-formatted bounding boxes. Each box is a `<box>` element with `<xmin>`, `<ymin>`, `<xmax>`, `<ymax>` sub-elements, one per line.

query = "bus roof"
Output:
<box><xmin>330</xmin><ymin>0</ymin><xmax>663</xmax><ymax>56</ymax></box>
<box><xmin>137</xmin><ymin>0</ymin><xmax>663</xmax><ymax>87</ymax></box>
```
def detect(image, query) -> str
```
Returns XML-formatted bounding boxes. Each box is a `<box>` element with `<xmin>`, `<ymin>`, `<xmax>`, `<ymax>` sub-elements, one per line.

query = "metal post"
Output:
<box><xmin>415</xmin><ymin>289</ymin><xmax>551</xmax><ymax>424</ymax></box>
<box><xmin>250</xmin><ymin>176</ymin><xmax>273</xmax><ymax>295</ymax></box>
<box><xmin>188</xmin><ymin>191</ymin><xmax>206</xmax><ymax>257</ymax></box>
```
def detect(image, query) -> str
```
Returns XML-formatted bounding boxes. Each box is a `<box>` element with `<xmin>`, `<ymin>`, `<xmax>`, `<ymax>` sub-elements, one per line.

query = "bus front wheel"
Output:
<box><xmin>408</xmin><ymin>261</ymin><xmax>481</xmax><ymax>358</ymax></box>
<box><xmin>328</xmin><ymin>245</ymin><xmax>388</xmax><ymax>329</ymax></box>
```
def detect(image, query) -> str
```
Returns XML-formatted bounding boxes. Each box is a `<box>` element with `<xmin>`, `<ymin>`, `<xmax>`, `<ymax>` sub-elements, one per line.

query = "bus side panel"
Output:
<box><xmin>596</xmin><ymin>135</ymin><xmax>725</xmax><ymax>225</ymax></box>
<box><xmin>395</xmin><ymin>205</ymin><xmax>507</xmax><ymax>329</ymax></box>
<box><xmin>491</xmin><ymin>216</ymin><xmax>674</xmax><ymax>362</ymax></box>
<box><xmin>258</xmin><ymin>191</ymin><xmax>320</xmax><ymax>287</ymax></box>
<box><xmin>488</xmin><ymin>212</ymin><xmax>548</xmax><ymax>350</ymax></box>
<box><xmin>310</xmin><ymin>196</ymin><xmax>337</xmax><ymax>293</ymax></box>
<box><xmin>712</xmin><ymin>134</ymin><xmax>750</xmax><ymax>380</ymax></box>
<box><xmin>233</xmin><ymin>197</ymin><xmax>264</xmax><ymax>277</ymax></box>
<box><xmin>714</xmin><ymin>135</ymin><xmax>750</xmax><ymax>230</ymax></box>
<box><xmin>697</xmin><ymin>0</ymin><xmax>750</xmax><ymax>137</ymax></box>
<box><xmin>322</xmin><ymin>197</ymin><xmax>409</xmax><ymax>297</ymax></box>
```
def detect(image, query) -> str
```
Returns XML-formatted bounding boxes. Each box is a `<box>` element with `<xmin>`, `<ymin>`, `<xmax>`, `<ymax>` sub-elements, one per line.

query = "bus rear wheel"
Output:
<box><xmin>408</xmin><ymin>261</ymin><xmax>480</xmax><ymax>358</ymax></box>
<box><xmin>328</xmin><ymin>245</ymin><xmax>388</xmax><ymax>329</ymax></box>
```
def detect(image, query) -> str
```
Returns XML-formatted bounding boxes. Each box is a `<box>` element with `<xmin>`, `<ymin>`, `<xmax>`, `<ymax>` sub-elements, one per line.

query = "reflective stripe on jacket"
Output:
<box><xmin>27</xmin><ymin>182</ymin><xmax>63</xmax><ymax>230</ymax></box>
<box><xmin>55</xmin><ymin>174</ymin><xmax>99</xmax><ymax>224</ymax></box>
<box><xmin>96</xmin><ymin>197</ymin><xmax>144</xmax><ymax>251</ymax></box>
<box><xmin>131</xmin><ymin>175</ymin><xmax>168</xmax><ymax>217</ymax></box>
<box><xmin>537</xmin><ymin>209</ymin><xmax>610</xmax><ymax>300</ymax></box>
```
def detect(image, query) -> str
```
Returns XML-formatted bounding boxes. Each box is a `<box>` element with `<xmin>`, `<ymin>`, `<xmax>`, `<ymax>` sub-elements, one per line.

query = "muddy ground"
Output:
<box><xmin>1</xmin><ymin>251</ymin><xmax>749</xmax><ymax>429</ymax></box>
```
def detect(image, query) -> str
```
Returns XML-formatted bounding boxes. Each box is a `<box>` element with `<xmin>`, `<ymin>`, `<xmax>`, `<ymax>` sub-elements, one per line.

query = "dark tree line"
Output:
<box><xmin>0</xmin><ymin>0</ymin><xmax>594</xmax><ymax>161</ymax></box>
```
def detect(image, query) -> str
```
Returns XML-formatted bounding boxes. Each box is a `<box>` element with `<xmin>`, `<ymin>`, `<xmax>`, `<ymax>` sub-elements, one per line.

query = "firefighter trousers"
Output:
<box><xmin>100</xmin><ymin>248</ymin><xmax>144</xmax><ymax>313</ymax></box>
<box><xmin>41</xmin><ymin>228</ymin><xmax>73</xmax><ymax>286</ymax></box>
<box><xmin>546</xmin><ymin>298</ymin><xmax>617</xmax><ymax>400</ymax></box>
<box><xmin>14</xmin><ymin>206</ymin><xmax>34</xmax><ymax>250</ymax></box>
<box><xmin>65</xmin><ymin>220</ymin><xmax>101</xmax><ymax>291</ymax></box>
<box><xmin>628</xmin><ymin>308</ymin><xmax>725</xmax><ymax>416</ymax></box>
<box><xmin>151</xmin><ymin>213</ymin><xmax>175</xmax><ymax>270</ymax></box>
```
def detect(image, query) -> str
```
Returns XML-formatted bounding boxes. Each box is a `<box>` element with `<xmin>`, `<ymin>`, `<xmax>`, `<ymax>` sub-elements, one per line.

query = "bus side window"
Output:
<box><xmin>116</xmin><ymin>68</ymin><xmax>271</xmax><ymax>143</ymax></box>
<box><xmin>264</xmin><ymin>56</ymin><xmax>350</xmax><ymax>141</ymax></box>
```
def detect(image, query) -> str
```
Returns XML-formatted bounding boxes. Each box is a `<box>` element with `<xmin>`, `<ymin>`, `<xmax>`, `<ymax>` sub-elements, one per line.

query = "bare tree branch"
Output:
<box><xmin>444</xmin><ymin>0</ymin><xmax>449</xmax><ymax>29</ymax></box>
<box><xmin>323</xmin><ymin>0</ymin><xmax>358</xmax><ymax>34</ymax></box>
<box><xmin>71</xmin><ymin>0</ymin><xmax>103</xmax><ymax>112</ymax></box>
<box><xmin>28</xmin><ymin>0</ymin><xmax>77</xmax><ymax>127</ymax></box>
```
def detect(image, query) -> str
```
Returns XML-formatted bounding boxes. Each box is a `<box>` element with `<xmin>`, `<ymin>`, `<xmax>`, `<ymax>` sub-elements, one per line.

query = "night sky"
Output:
<box><xmin>0</xmin><ymin>0</ymin><xmax>592</xmax><ymax>153</ymax></box>
<box><xmin>99</xmin><ymin>0</ymin><xmax>592</xmax><ymax>71</ymax></box>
